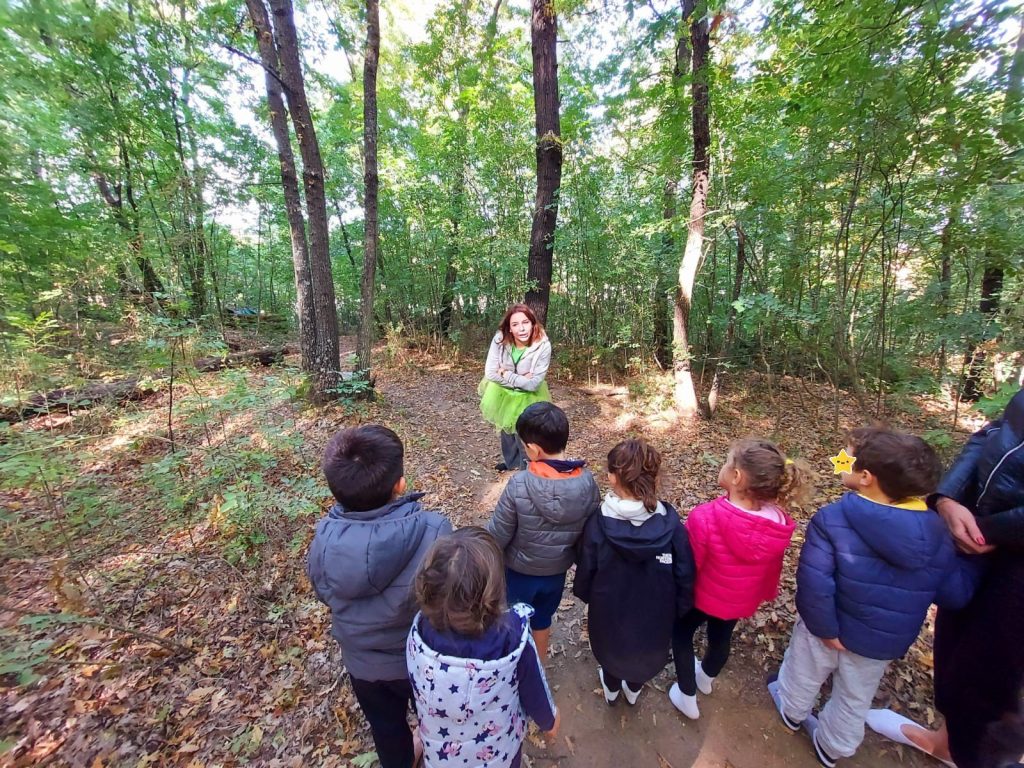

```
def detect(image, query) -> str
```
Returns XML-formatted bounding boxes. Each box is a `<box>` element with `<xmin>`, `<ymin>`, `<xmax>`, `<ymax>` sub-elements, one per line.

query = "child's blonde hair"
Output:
<box><xmin>729</xmin><ymin>438</ymin><xmax>815</xmax><ymax>509</ymax></box>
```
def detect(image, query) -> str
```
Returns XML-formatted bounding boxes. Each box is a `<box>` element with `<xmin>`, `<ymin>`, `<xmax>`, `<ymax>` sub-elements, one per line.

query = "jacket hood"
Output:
<box><xmin>521</xmin><ymin>470</ymin><xmax>597</xmax><ymax>526</ymax></box>
<box><xmin>839</xmin><ymin>492</ymin><xmax>943</xmax><ymax>569</ymax></box>
<box><xmin>599</xmin><ymin>501</ymin><xmax>680</xmax><ymax>562</ymax></box>
<box><xmin>601</xmin><ymin>491</ymin><xmax>666</xmax><ymax>527</ymax></box>
<box><xmin>717</xmin><ymin>497</ymin><xmax>796</xmax><ymax>563</ymax></box>
<box><xmin>322</xmin><ymin>493</ymin><xmax>431</xmax><ymax>600</ymax></box>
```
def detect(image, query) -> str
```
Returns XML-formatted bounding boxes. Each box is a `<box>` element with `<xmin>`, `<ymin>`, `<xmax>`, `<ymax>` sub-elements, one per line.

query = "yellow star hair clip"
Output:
<box><xmin>830</xmin><ymin>448</ymin><xmax>856</xmax><ymax>475</ymax></box>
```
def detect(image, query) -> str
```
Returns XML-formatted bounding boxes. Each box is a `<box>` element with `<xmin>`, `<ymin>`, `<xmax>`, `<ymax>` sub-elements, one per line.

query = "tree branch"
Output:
<box><xmin>221</xmin><ymin>42</ymin><xmax>291</xmax><ymax>93</ymax></box>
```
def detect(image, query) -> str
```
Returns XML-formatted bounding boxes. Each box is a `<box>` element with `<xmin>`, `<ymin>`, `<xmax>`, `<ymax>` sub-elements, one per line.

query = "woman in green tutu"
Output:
<box><xmin>479</xmin><ymin>303</ymin><xmax>552</xmax><ymax>470</ymax></box>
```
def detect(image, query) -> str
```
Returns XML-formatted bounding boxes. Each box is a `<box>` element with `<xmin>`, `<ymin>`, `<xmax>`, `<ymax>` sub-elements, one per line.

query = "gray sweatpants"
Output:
<box><xmin>777</xmin><ymin>617</ymin><xmax>891</xmax><ymax>759</ymax></box>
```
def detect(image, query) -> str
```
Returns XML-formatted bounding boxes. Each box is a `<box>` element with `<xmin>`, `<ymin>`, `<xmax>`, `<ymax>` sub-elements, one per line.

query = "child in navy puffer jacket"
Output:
<box><xmin>769</xmin><ymin>428</ymin><xmax>979</xmax><ymax>768</ymax></box>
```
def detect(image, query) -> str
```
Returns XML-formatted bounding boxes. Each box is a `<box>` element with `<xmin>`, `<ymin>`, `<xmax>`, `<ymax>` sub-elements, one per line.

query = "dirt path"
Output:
<box><xmin>376</xmin><ymin>363</ymin><xmax>934</xmax><ymax>768</ymax></box>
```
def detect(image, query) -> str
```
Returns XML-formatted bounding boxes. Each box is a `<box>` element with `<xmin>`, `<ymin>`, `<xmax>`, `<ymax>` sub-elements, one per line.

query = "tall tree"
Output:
<box><xmin>246</xmin><ymin>0</ymin><xmax>341</xmax><ymax>396</ymax></box>
<box><xmin>244</xmin><ymin>0</ymin><xmax>316</xmax><ymax>372</ymax></box>
<box><xmin>268</xmin><ymin>0</ymin><xmax>341</xmax><ymax>394</ymax></box>
<box><xmin>524</xmin><ymin>0</ymin><xmax>561</xmax><ymax>326</ymax></box>
<box><xmin>356</xmin><ymin>0</ymin><xmax>380</xmax><ymax>380</ymax></box>
<box><xmin>673</xmin><ymin>0</ymin><xmax>712</xmax><ymax>416</ymax></box>
<box><xmin>962</xmin><ymin>17</ymin><xmax>1023</xmax><ymax>401</ymax></box>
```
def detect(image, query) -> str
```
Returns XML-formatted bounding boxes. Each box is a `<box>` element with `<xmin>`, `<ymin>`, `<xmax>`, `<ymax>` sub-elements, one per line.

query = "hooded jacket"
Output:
<box><xmin>796</xmin><ymin>492</ymin><xmax>978</xmax><ymax>660</ymax></box>
<box><xmin>483</xmin><ymin>331</ymin><xmax>552</xmax><ymax>393</ymax></box>
<box><xmin>573</xmin><ymin>499</ymin><xmax>695</xmax><ymax>682</ymax></box>
<box><xmin>407</xmin><ymin>604</ymin><xmax>556</xmax><ymax>768</ymax></box>
<box><xmin>932</xmin><ymin>387</ymin><xmax>1024</xmax><ymax>550</ymax></box>
<box><xmin>307</xmin><ymin>493</ymin><xmax>452</xmax><ymax>680</ymax></box>
<box><xmin>487</xmin><ymin>461</ymin><xmax>600</xmax><ymax>576</ymax></box>
<box><xmin>686</xmin><ymin>495</ymin><xmax>797</xmax><ymax>620</ymax></box>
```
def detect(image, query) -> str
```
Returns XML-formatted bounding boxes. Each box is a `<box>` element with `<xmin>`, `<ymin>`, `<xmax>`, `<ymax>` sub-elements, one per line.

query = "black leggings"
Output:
<box><xmin>601</xmin><ymin>670</ymin><xmax>646</xmax><ymax>693</ymax></box>
<box><xmin>673</xmin><ymin>608</ymin><xmax>739</xmax><ymax>696</ymax></box>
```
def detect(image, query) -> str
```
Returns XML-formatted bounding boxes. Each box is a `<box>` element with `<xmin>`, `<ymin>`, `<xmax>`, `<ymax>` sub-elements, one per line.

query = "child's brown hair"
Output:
<box><xmin>607</xmin><ymin>438</ymin><xmax>661</xmax><ymax>511</ymax></box>
<box><xmin>730</xmin><ymin>438</ymin><xmax>815</xmax><ymax>509</ymax></box>
<box><xmin>414</xmin><ymin>527</ymin><xmax>506</xmax><ymax>637</ymax></box>
<box><xmin>847</xmin><ymin>427</ymin><xmax>941</xmax><ymax>501</ymax></box>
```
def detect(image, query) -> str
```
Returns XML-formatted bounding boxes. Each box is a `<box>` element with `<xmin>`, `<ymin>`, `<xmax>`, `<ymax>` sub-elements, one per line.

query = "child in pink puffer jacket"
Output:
<box><xmin>668</xmin><ymin>438</ymin><xmax>814</xmax><ymax>720</ymax></box>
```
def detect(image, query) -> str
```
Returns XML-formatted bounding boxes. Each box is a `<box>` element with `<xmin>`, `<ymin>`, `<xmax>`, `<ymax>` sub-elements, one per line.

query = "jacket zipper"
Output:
<box><xmin>976</xmin><ymin>437</ymin><xmax>1024</xmax><ymax>507</ymax></box>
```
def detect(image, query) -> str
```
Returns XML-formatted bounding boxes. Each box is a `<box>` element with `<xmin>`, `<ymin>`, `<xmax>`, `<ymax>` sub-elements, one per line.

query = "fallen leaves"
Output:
<box><xmin>1</xmin><ymin>351</ymin><xmax>974</xmax><ymax>766</ymax></box>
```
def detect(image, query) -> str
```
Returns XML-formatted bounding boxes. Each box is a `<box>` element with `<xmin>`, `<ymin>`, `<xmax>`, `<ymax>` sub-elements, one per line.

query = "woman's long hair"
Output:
<box><xmin>498</xmin><ymin>303</ymin><xmax>545</xmax><ymax>347</ymax></box>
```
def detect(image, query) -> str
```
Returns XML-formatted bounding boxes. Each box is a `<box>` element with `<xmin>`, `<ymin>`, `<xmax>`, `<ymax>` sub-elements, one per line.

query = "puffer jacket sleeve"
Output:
<box><xmin>932</xmin><ymin>422</ymin><xmax>999</xmax><ymax>509</ymax></box>
<box><xmin>572</xmin><ymin>516</ymin><xmax>599</xmax><ymax>604</ymax></box>
<box><xmin>487</xmin><ymin>483</ymin><xmax>519</xmax><ymax>550</ymax></box>
<box><xmin>484</xmin><ymin>336</ymin><xmax>505</xmax><ymax>384</ymax></box>
<box><xmin>978</xmin><ymin>506</ymin><xmax>1024</xmax><ymax>550</ymax></box>
<box><xmin>684</xmin><ymin>506</ymin><xmax>709</xmax><ymax>571</ymax></box>
<box><xmin>306</xmin><ymin>521</ymin><xmax>331</xmax><ymax>606</ymax></box>
<box><xmin>505</xmin><ymin>338</ymin><xmax>551</xmax><ymax>392</ymax></box>
<box><xmin>672</xmin><ymin>522</ymin><xmax>697</xmax><ymax>617</ymax></box>
<box><xmin>934</xmin><ymin>550</ymin><xmax>982</xmax><ymax>611</ymax></box>
<box><xmin>795</xmin><ymin>511</ymin><xmax>840</xmax><ymax>641</ymax></box>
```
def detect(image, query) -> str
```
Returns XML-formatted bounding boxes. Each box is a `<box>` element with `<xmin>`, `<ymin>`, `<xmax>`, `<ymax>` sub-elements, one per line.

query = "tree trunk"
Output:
<box><xmin>268</xmin><ymin>0</ymin><xmax>341</xmax><ymax>396</ymax></box>
<box><xmin>937</xmin><ymin>207</ymin><xmax>956</xmax><ymax>375</ymax></box>
<box><xmin>653</xmin><ymin>180</ymin><xmax>676</xmax><ymax>369</ymax></box>
<box><xmin>673</xmin><ymin>1</ymin><xmax>710</xmax><ymax>417</ymax></box>
<box><xmin>524</xmin><ymin>0</ymin><xmax>562</xmax><ymax>327</ymax></box>
<box><xmin>702</xmin><ymin>222</ymin><xmax>746</xmax><ymax>416</ymax></box>
<box><xmin>357</xmin><ymin>0</ymin><xmax>380</xmax><ymax>382</ymax></box>
<box><xmin>245</xmin><ymin>0</ymin><xmax>316</xmax><ymax>373</ymax></box>
<box><xmin>960</xmin><ymin>17</ymin><xmax>1021</xmax><ymax>401</ymax></box>
<box><xmin>961</xmin><ymin>264</ymin><xmax>1003</xmax><ymax>401</ymax></box>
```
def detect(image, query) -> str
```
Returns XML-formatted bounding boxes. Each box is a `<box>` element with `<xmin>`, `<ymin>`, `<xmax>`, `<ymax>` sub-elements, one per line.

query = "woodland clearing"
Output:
<box><xmin>0</xmin><ymin>337</ymin><xmax>977</xmax><ymax>768</ymax></box>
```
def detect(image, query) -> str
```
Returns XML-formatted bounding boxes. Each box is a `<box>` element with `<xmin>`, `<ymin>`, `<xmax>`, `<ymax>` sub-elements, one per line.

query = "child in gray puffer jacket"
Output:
<box><xmin>486</xmin><ymin>403</ymin><xmax>600</xmax><ymax>660</ymax></box>
<box><xmin>307</xmin><ymin>425</ymin><xmax>452</xmax><ymax>768</ymax></box>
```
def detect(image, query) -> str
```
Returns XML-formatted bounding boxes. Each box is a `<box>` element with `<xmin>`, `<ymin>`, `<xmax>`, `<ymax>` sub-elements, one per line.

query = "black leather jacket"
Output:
<box><xmin>933</xmin><ymin>389</ymin><xmax>1024</xmax><ymax>550</ymax></box>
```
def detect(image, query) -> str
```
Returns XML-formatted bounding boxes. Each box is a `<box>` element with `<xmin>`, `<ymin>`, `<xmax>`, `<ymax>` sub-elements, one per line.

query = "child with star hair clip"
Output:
<box><xmin>407</xmin><ymin>527</ymin><xmax>559</xmax><ymax>768</ymax></box>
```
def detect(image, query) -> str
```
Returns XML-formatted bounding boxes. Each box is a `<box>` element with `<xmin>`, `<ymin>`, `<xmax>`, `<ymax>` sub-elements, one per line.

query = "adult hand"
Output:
<box><xmin>821</xmin><ymin>637</ymin><xmax>846</xmax><ymax>652</ymax></box>
<box><xmin>521</xmin><ymin>371</ymin><xmax>534</xmax><ymax>379</ymax></box>
<box><xmin>935</xmin><ymin>496</ymin><xmax>995</xmax><ymax>554</ymax></box>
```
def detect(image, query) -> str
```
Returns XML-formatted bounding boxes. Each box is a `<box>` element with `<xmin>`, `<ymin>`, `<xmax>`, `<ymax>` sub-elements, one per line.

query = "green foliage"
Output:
<box><xmin>0</xmin><ymin>0</ymin><xmax>1020</xmax><ymax>400</ymax></box>
<box><xmin>977</xmin><ymin>380</ymin><xmax>1022</xmax><ymax>420</ymax></box>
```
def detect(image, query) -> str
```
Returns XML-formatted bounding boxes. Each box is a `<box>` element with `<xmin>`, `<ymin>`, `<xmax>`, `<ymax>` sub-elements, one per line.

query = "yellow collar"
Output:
<box><xmin>857</xmin><ymin>493</ymin><xmax>927</xmax><ymax>511</ymax></box>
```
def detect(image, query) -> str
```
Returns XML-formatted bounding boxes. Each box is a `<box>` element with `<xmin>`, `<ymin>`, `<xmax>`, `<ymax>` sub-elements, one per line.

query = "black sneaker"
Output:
<box><xmin>812</xmin><ymin>729</ymin><xmax>839</xmax><ymax>768</ymax></box>
<box><xmin>766</xmin><ymin>672</ymin><xmax>801</xmax><ymax>732</ymax></box>
<box><xmin>494</xmin><ymin>462</ymin><xmax>508</xmax><ymax>471</ymax></box>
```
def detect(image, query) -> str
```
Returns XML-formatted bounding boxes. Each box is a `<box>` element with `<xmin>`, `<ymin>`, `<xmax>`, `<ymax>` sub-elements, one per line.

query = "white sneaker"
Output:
<box><xmin>621</xmin><ymin>680</ymin><xmax>642</xmax><ymax>705</ymax></box>
<box><xmin>598</xmin><ymin>667</ymin><xmax>619</xmax><ymax>704</ymax></box>
<box><xmin>695</xmin><ymin>658</ymin><xmax>714</xmax><ymax>695</ymax></box>
<box><xmin>668</xmin><ymin>683</ymin><xmax>700</xmax><ymax>719</ymax></box>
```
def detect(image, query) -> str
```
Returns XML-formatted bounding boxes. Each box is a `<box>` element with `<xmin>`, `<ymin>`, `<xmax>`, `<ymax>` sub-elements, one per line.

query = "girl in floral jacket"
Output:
<box><xmin>407</xmin><ymin>527</ymin><xmax>558</xmax><ymax>768</ymax></box>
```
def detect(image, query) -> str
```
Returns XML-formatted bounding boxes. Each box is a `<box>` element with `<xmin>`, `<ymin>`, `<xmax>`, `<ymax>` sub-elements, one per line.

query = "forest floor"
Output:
<box><xmin>0</xmin><ymin>334</ymin><xmax>981</xmax><ymax>768</ymax></box>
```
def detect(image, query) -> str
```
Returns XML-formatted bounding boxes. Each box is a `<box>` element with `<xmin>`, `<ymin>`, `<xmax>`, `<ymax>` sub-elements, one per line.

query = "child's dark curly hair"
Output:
<box><xmin>847</xmin><ymin>427</ymin><xmax>941</xmax><ymax>501</ymax></box>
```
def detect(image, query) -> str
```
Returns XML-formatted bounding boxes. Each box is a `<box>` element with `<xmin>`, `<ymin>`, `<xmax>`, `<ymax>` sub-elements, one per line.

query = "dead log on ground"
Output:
<box><xmin>1</xmin><ymin>346</ymin><xmax>292</xmax><ymax>423</ymax></box>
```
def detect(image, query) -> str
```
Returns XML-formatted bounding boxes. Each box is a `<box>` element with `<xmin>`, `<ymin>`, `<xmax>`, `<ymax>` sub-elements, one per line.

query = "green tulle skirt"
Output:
<box><xmin>478</xmin><ymin>378</ymin><xmax>551</xmax><ymax>434</ymax></box>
